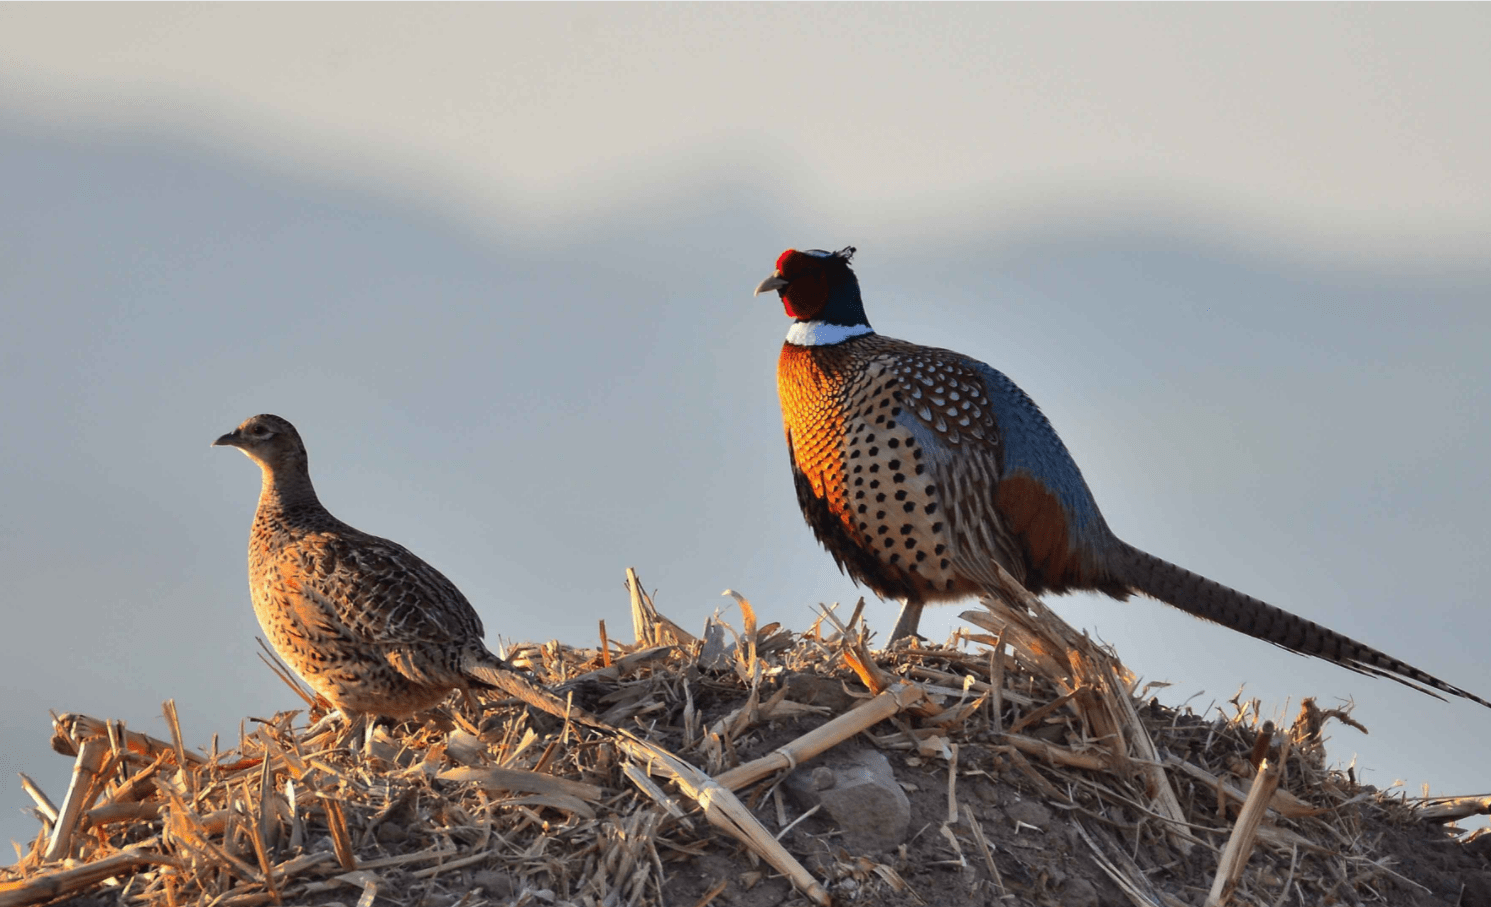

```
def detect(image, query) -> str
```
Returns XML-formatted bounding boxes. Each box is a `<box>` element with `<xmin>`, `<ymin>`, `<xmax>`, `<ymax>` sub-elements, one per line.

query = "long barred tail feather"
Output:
<box><xmin>1115</xmin><ymin>541</ymin><xmax>1491</xmax><ymax>709</ymax></box>
<box><xmin>462</xmin><ymin>653</ymin><xmax>614</xmax><ymax>728</ymax></box>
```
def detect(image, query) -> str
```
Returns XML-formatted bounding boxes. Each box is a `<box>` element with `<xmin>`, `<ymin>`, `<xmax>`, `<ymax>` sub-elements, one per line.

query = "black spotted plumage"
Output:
<box><xmin>791</xmin><ymin>446</ymin><xmax>924</xmax><ymax>604</ymax></box>
<box><xmin>758</xmin><ymin>247</ymin><xmax>1490</xmax><ymax>709</ymax></box>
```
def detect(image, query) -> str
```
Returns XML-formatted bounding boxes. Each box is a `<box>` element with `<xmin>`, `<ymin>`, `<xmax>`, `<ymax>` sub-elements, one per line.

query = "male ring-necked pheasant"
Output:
<box><xmin>757</xmin><ymin>247</ymin><xmax>1488</xmax><ymax>707</ymax></box>
<box><xmin>214</xmin><ymin>414</ymin><xmax>591</xmax><ymax>723</ymax></box>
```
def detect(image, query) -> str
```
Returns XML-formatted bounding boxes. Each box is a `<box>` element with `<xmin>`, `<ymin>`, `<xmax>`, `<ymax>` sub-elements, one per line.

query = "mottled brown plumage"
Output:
<box><xmin>214</xmin><ymin>414</ymin><xmax>589</xmax><ymax>722</ymax></box>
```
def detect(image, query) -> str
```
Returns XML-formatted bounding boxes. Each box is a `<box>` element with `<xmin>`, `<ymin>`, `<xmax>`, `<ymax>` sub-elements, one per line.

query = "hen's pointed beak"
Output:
<box><xmin>212</xmin><ymin>430</ymin><xmax>242</xmax><ymax>448</ymax></box>
<box><xmin>754</xmin><ymin>272</ymin><xmax>789</xmax><ymax>296</ymax></box>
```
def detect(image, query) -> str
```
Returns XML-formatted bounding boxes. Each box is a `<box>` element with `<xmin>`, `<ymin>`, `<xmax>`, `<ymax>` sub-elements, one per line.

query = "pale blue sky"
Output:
<box><xmin>2</xmin><ymin>5</ymin><xmax>1489</xmax><ymax>855</ymax></box>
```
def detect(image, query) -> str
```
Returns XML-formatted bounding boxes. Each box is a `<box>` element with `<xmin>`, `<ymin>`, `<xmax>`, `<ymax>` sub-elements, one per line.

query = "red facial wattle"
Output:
<box><xmin>771</xmin><ymin>249</ymin><xmax>830</xmax><ymax>320</ymax></box>
<box><xmin>775</xmin><ymin>249</ymin><xmax>804</xmax><ymax>317</ymax></box>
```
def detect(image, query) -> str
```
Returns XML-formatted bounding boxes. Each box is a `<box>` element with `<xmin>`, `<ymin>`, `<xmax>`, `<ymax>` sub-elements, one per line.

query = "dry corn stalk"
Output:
<box><xmin>959</xmin><ymin>560</ymin><xmax>1197</xmax><ymax>852</ymax></box>
<box><xmin>1206</xmin><ymin>736</ymin><xmax>1292</xmax><ymax>906</ymax></box>
<box><xmin>618</xmin><ymin>735</ymin><xmax>830</xmax><ymax>906</ymax></box>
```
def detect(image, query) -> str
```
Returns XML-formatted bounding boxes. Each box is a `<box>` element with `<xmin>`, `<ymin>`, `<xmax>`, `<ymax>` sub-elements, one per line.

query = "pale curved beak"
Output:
<box><xmin>754</xmin><ymin>273</ymin><xmax>789</xmax><ymax>296</ymax></box>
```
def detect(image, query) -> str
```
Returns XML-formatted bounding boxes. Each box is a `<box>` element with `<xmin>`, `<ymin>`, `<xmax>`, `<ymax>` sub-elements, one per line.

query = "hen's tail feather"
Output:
<box><xmin>1114</xmin><ymin>541</ymin><xmax>1491</xmax><ymax>710</ymax></box>
<box><xmin>462</xmin><ymin>653</ymin><xmax>613</xmax><ymax>729</ymax></box>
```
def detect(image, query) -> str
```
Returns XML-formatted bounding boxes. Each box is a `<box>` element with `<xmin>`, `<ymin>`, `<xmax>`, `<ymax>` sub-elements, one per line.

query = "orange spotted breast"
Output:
<box><xmin>779</xmin><ymin>335</ymin><xmax>998</xmax><ymax>604</ymax></box>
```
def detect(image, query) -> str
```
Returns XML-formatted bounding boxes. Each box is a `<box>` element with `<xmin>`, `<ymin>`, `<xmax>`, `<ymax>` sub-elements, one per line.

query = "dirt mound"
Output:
<box><xmin>4</xmin><ymin>570</ymin><xmax>1490</xmax><ymax>907</ymax></box>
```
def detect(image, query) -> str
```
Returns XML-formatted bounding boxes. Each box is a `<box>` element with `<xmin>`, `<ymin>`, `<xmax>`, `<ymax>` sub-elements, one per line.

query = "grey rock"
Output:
<box><xmin>785</xmin><ymin>750</ymin><xmax>910</xmax><ymax>854</ymax></box>
<box><xmin>1005</xmin><ymin>797</ymin><xmax>1051</xmax><ymax>829</ymax></box>
<box><xmin>782</xmin><ymin>673</ymin><xmax>857</xmax><ymax>711</ymax></box>
<box><xmin>472</xmin><ymin>870</ymin><xmax>517</xmax><ymax>899</ymax></box>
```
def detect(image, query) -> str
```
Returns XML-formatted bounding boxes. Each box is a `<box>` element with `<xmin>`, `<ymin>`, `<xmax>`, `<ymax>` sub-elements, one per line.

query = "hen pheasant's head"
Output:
<box><xmin>213</xmin><ymin>414</ymin><xmax>309</xmax><ymax>474</ymax></box>
<box><xmin>754</xmin><ymin>247</ymin><xmax>858</xmax><ymax>320</ymax></box>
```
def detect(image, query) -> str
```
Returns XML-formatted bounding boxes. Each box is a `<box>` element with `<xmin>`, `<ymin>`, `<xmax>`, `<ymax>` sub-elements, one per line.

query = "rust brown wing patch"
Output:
<box><xmin>995</xmin><ymin>473</ymin><xmax>1081</xmax><ymax>589</ymax></box>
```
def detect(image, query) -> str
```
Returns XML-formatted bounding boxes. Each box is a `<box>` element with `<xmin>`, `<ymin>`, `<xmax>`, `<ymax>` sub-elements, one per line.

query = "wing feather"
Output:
<box><xmin>286</xmin><ymin>528</ymin><xmax>485</xmax><ymax>652</ymax></box>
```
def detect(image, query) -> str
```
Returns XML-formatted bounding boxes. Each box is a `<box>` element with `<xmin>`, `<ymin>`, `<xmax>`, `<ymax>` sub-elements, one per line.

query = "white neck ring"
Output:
<box><xmin>785</xmin><ymin>321</ymin><xmax>873</xmax><ymax>347</ymax></box>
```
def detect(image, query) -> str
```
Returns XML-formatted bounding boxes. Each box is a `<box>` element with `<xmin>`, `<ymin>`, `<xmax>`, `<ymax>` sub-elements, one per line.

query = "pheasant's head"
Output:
<box><xmin>754</xmin><ymin>247</ymin><xmax>859</xmax><ymax>321</ymax></box>
<box><xmin>213</xmin><ymin>414</ymin><xmax>309</xmax><ymax>475</ymax></box>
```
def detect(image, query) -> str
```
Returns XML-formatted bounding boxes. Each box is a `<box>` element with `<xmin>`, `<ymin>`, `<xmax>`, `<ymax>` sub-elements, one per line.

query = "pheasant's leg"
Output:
<box><xmin>889</xmin><ymin>599</ymin><xmax>925</xmax><ymax>643</ymax></box>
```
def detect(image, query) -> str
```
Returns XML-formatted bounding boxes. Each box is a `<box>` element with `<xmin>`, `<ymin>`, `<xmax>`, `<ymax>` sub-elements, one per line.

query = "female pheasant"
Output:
<box><xmin>757</xmin><ymin>247</ymin><xmax>1489</xmax><ymax>707</ymax></box>
<box><xmin>214</xmin><ymin>414</ymin><xmax>591</xmax><ymax>723</ymax></box>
